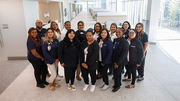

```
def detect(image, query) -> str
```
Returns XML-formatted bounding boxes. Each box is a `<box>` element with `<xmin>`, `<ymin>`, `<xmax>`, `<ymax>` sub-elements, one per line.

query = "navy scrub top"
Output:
<box><xmin>27</xmin><ymin>38</ymin><xmax>42</xmax><ymax>60</ymax></box>
<box><xmin>136</xmin><ymin>32</ymin><xmax>148</xmax><ymax>48</ymax></box>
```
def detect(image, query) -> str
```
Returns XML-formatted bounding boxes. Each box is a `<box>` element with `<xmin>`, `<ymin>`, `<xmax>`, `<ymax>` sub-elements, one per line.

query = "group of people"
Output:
<box><xmin>27</xmin><ymin>19</ymin><xmax>148</xmax><ymax>93</ymax></box>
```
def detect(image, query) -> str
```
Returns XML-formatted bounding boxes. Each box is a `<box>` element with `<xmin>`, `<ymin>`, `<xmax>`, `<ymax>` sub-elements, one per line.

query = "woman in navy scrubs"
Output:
<box><xmin>122</xmin><ymin>21</ymin><xmax>131</xmax><ymax>39</ymax></box>
<box><xmin>80</xmin><ymin>29</ymin><xmax>99</xmax><ymax>92</ymax></box>
<box><xmin>42</xmin><ymin>28</ymin><xmax>61</xmax><ymax>91</ymax></box>
<box><xmin>125</xmin><ymin>29</ymin><xmax>143</xmax><ymax>88</ymax></box>
<box><xmin>135</xmin><ymin>23</ymin><xmax>148</xmax><ymax>81</ymax></box>
<box><xmin>27</xmin><ymin>27</ymin><xmax>48</xmax><ymax>88</ymax></box>
<box><xmin>98</xmin><ymin>28</ymin><xmax>113</xmax><ymax>91</ymax></box>
<box><xmin>112</xmin><ymin>28</ymin><xmax>129</xmax><ymax>92</ymax></box>
<box><xmin>58</xmin><ymin>29</ymin><xmax>80</xmax><ymax>91</ymax></box>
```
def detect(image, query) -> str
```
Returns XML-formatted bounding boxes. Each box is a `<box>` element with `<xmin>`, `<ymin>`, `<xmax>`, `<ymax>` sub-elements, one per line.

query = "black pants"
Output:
<box><xmin>28</xmin><ymin>59</ymin><xmax>47</xmax><ymax>85</ymax></box>
<box><xmin>81</xmin><ymin>67</ymin><xmax>96</xmax><ymax>85</ymax></box>
<box><xmin>64</xmin><ymin>67</ymin><xmax>76</xmax><ymax>85</ymax></box>
<box><xmin>137</xmin><ymin>51</ymin><xmax>147</xmax><ymax>77</ymax></box>
<box><xmin>99</xmin><ymin>63</ymin><xmax>110</xmax><ymax>85</ymax></box>
<box><xmin>127</xmin><ymin>64</ymin><xmax>137</xmax><ymax>85</ymax></box>
<box><xmin>113</xmin><ymin>65</ymin><xmax>124</xmax><ymax>88</ymax></box>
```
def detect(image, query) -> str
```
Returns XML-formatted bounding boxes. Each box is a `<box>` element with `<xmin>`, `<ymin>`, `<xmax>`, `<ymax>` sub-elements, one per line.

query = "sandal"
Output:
<box><xmin>48</xmin><ymin>85</ymin><xmax>55</xmax><ymax>91</ymax></box>
<box><xmin>125</xmin><ymin>85</ymin><xmax>135</xmax><ymax>88</ymax></box>
<box><xmin>122</xmin><ymin>79</ymin><xmax>132</xmax><ymax>81</ymax></box>
<box><xmin>54</xmin><ymin>84</ymin><xmax>61</xmax><ymax>88</ymax></box>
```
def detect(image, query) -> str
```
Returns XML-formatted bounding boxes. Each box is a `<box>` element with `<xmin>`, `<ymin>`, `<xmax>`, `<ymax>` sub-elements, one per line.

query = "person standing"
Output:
<box><xmin>50</xmin><ymin>21</ymin><xmax>62</xmax><ymax>42</ymax></box>
<box><xmin>135</xmin><ymin>23</ymin><xmax>148</xmax><ymax>81</ymax></box>
<box><xmin>93</xmin><ymin>22</ymin><xmax>102</xmax><ymax>41</ymax></box>
<box><xmin>98</xmin><ymin>28</ymin><xmax>113</xmax><ymax>91</ymax></box>
<box><xmin>58</xmin><ymin>29</ymin><xmax>80</xmax><ymax>91</ymax></box>
<box><xmin>125</xmin><ymin>29</ymin><xmax>143</xmax><ymax>88</ymax></box>
<box><xmin>122</xmin><ymin>21</ymin><xmax>131</xmax><ymax>39</ymax></box>
<box><xmin>42</xmin><ymin>28</ymin><xmax>61</xmax><ymax>91</ymax></box>
<box><xmin>112</xmin><ymin>28</ymin><xmax>129</xmax><ymax>92</ymax></box>
<box><xmin>61</xmin><ymin>21</ymin><xmax>71</xmax><ymax>40</ymax></box>
<box><xmin>35</xmin><ymin>19</ymin><xmax>47</xmax><ymax>41</ymax></box>
<box><xmin>27</xmin><ymin>27</ymin><xmax>48</xmax><ymax>88</ymax></box>
<box><xmin>75</xmin><ymin>21</ymin><xmax>86</xmax><ymax>81</ymax></box>
<box><xmin>80</xmin><ymin>29</ymin><xmax>99</xmax><ymax>92</ymax></box>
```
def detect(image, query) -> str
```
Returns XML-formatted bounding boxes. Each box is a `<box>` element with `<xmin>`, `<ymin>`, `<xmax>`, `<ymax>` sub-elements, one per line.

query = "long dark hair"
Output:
<box><xmin>94</xmin><ymin>22</ymin><xmax>102</xmax><ymax>34</ymax></box>
<box><xmin>122</xmin><ymin>21</ymin><xmax>131</xmax><ymax>30</ymax></box>
<box><xmin>97</xmin><ymin>28</ymin><xmax>111</xmax><ymax>42</ymax></box>
<box><xmin>27</xmin><ymin>27</ymin><xmax>42</xmax><ymax>51</ymax></box>
<box><xmin>63</xmin><ymin>29</ymin><xmax>79</xmax><ymax>47</ymax></box>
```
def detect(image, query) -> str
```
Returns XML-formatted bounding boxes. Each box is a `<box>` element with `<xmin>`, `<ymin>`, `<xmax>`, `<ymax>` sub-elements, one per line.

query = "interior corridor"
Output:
<box><xmin>0</xmin><ymin>11</ymin><xmax>180</xmax><ymax>101</ymax></box>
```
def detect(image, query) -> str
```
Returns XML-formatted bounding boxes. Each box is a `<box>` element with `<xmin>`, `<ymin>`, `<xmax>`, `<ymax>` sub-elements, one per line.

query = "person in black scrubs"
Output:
<box><xmin>122</xmin><ymin>21</ymin><xmax>131</xmax><ymax>78</ymax></box>
<box><xmin>125</xmin><ymin>29</ymin><xmax>143</xmax><ymax>88</ymax></box>
<box><xmin>75</xmin><ymin>21</ymin><xmax>86</xmax><ymax>81</ymax></box>
<box><xmin>93</xmin><ymin>22</ymin><xmax>102</xmax><ymax>79</ymax></box>
<box><xmin>112</xmin><ymin>28</ymin><xmax>129</xmax><ymax>92</ymax></box>
<box><xmin>27</xmin><ymin>27</ymin><xmax>48</xmax><ymax>88</ymax></box>
<box><xmin>122</xmin><ymin>21</ymin><xmax>131</xmax><ymax>39</ymax></box>
<box><xmin>58</xmin><ymin>29</ymin><xmax>80</xmax><ymax>91</ymax></box>
<box><xmin>135</xmin><ymin>23</ymin><xmax>148</xmax><ymax>81</ymax></box>
<box><xmin>80</xmin><ymin>29</ymin><xmax>99</xmax><ymax>92</ymax></box>
<box><xmin>42</xmin><ymin>28</ymin><xmax>61</xmax><ymax>91</ymax></box>
<box><xmin>98</xmin><ymin>28</ymin><xmax>113</xmax><ymax>91</ymax></box>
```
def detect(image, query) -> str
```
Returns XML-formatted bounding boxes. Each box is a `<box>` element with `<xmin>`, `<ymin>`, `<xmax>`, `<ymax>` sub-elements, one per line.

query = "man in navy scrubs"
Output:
<box><xmin>35</xmin><ymin>19</ymin><xmax>46</xmax><ymax>41</ymax></box>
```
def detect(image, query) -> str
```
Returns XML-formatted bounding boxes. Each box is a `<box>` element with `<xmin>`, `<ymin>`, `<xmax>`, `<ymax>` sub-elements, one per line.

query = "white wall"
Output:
<box><xmin>0</xmin><ymin>0</ymin><xmax>39</xmax><ymax>60</ymax></box>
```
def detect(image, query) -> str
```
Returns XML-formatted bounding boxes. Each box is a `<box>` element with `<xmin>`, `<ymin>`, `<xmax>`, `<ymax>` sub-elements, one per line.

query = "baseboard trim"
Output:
<box><xmin>8</xmin><ymin>56</ymin><xmax>27</xmax><ymax>60</ymax></box>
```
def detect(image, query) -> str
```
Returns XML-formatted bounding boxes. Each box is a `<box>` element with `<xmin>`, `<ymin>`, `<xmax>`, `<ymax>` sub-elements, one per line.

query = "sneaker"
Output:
<box><xmin>90</xmin><ymin>85</ymin><xmax>95</xmax><ymax>92</ymax></box>
<box><xmin>99</xmin><ymin>82</ymin><xmax>105</xmax><ymax>88</ymax></box>
<box><xmin>71</xmin><ymin>85</ymin><xmax>76</xmax><ymax>91</ymax></box>
<box><xmin>66</xmin><ymin>83</ymin><xmax>71</xmax><ymax>89</ymax></box>
<box><xmin>137</xmin><ymin>77</ymin><xmax>144</xmax><ymax>82</ymax></box>
<box><xmin>56</xmin><ymin>76</ymin><xmax>62</xmax><ymax>81</ymax></box>
<box><xmin>101</xmin><ymin>85</ymin><xmax>109</xmax><ymax>91</ymax></box>
<box><xmin>37</xmin><ymin>84</ymin><xmax>45</xmax><ymax>88</ymax></box>
<box><xmin>42</xmin><ymin>81</ymin><xmax>49</xmax><ymax>85</ymax></box>
<box><xmin>57</xmin><ymin>75</ymin><xmax>63</xmax><ymax>78</ymax></box>
<box><xmin>83</xmin><ymin>84</ymin><xmax>89</xmax><ymax>91</ymax></box>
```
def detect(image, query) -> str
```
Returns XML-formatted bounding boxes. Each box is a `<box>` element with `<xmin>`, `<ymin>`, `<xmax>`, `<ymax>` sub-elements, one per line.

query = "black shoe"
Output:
<box><xmin>42</xmin><ymin>81</ymin><xmax>49</xmax><ymax>85</ymax></box>
<box><xmin>37</xmin><ymin>84</ymin><xmax>45</xmax><ymax>88</ymax></box>
<box><xmin>112</xmin><ymin>87</ymin><xmax>120</xmax><ymax>92</ymax></box>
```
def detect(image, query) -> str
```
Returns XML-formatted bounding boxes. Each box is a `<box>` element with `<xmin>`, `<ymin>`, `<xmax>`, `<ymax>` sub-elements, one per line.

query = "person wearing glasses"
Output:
<box><xmin>122</xmin><ymin>21</ymin><xmax>131</xmax><ymax>39</ymax></box>
<box><xmin>125</xmin><ymin>29</ymin><xmax>143</xmax><ymax>88</ymax></box>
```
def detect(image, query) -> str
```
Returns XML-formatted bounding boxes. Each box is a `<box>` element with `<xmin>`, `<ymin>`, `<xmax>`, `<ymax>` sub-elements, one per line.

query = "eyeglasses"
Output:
<box><xmin>129</xmin><ymin>32</ymin><xmax>135</xmax><ymax>35</ymax></box>
<box><xmin>37</xmin><ymin>22</ymin><xmax>42</xmax><ymax>24</ymax></box>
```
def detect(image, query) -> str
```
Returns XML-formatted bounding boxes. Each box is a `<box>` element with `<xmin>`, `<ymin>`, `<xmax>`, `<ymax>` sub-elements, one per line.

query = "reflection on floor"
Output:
<box><xmin>0</xmin><ymin>11</ymin><xmax>180</xmax><ymax>101</ymax></box>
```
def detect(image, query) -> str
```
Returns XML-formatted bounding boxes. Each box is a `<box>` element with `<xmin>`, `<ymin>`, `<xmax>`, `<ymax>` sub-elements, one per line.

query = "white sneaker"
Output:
<box><xmin>71</xmin><ymin>85</ymin><xmax>76</xmax><ymax>91</ymax></box>
<box><xmin>56</xmin><ymin>76</ymin><xmax>62</xmax><ymax>81</ymax></box>
<box><xmin>66</xmin><ymin>84</ymin><xmax>71</xmax><ymax>89</ymax></box>
<box><xmin>99</xmin><ymin>82</ymin><xmax>105</xmax><ymax>88</ymax></box>
<box><xmin>83</xmin><ymin>84</ymin><xmax>89</xmax><ymax>91</ymax></box>
<box><xmin>57</xmin><ymin>75</ymin><xmax>63</xmax><ymax>78</ymax></box>
<box><xmin>101</xmin><ymin>85</ymin><xmax>109</xmax><ymax>91</ymax></box>
<box><xmin>90</xmin><ymin>85</ymin><xmax>95</xmax><ymax>92</ymax></box>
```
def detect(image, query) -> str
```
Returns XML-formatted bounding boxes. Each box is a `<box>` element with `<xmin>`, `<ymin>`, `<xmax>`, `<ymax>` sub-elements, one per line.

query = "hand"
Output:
<box><xmin>136</xmin><ymin>64</ymin><xmax>140</xmax><ymax>67</ymax></box>
<box><xmin>114</xmin><ymin>63</ymin><xmax>118</xmax><ymax>69</ymax></box>
<box><xmin>61</xmin><ymin>63</ymin><xmax>65</xmax><ymax>67</ymax></box>
<box><xmin>82</xmin><ymin>63</ymin><xmax>88</xmax><ymax>69</ymax></box>
<box><xmin>55</xmin><ymin>59</ymin><xmax>59</xmax><ymax>63</ymax></box>
<box><xmin>41</xmin><ymin>58</ymin><xmax>44</xmax><ymax>61</ymax></box>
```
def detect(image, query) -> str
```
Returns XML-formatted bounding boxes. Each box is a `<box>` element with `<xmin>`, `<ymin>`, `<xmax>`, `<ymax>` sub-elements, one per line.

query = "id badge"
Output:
<box><xmin>47</xmin><ymin>45</ymin><xmax>51</xmax><ymax>51</ymax></box>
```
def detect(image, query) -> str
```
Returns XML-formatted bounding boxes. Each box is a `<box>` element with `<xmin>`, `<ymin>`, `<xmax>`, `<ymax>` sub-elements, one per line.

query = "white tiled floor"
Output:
<box><xmin>0</xmin><ymin>11</ymin><xmax>180</xmax><ymax>101</ymax></box>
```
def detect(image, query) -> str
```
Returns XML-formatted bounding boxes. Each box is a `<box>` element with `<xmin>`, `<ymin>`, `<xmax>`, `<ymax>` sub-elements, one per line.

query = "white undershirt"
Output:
<box><xmin>99</xmin><ymin>39</ymin><xmax>103</xmax><ymax>61</ymax></box>
<box><xmin>54</xmin><ymin>31</ymin><xmax>61</xmax><ymax>42</ymax></box>
<box><xmin>84</xmin><ymin>47</ymin><xmax>88</xmax><ymax>62</ymax></box>
<box><xmin>93</xmin><ymin>32</ymin><xmax>99</xmax><ymax>41</ymax></box>
<box><xmin>109</xmin><ymin>32</ymin><xmax>117</xmax><ymax>42</ymax></box>
<box><xmin>127</xmin><ymin>39</ymin><xmax>130</xmax><ymax>62</ymax></box>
